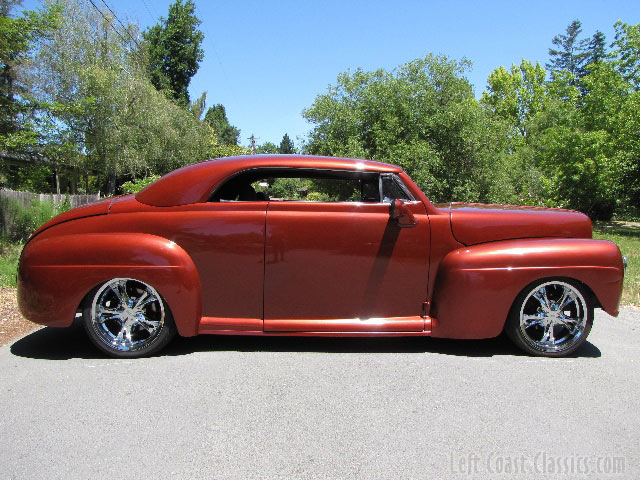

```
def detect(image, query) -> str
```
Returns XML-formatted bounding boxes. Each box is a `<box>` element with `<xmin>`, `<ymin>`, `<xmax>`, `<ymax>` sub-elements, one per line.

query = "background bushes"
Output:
<box><xmin>0</xmin><ymin>197</ymin><xmax>69</xmax><ymax>243</ymax></box>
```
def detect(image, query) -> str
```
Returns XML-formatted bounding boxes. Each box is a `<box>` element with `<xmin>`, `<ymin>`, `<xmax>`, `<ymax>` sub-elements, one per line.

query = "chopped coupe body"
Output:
<box><xmin>17</xmin><ymin>155</ymin><xmax>626</xmax><ymax>357</ymax></box>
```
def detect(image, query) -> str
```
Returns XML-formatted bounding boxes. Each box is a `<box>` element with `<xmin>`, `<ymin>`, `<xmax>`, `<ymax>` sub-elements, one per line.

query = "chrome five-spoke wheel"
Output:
<box><xmin>506</xmin><ymin>279</ymin><xmax>593</xmax><ymax>357</ymax></box>
<box><xmin>83</xmin><ymin>278</ymin><xmax>176</xmax><ymax>357</ymax></box>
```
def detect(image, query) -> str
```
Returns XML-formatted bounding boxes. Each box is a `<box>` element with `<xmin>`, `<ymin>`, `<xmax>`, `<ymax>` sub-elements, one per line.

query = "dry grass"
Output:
<box><xmin>0</xmin><ymin>287</ymin><xmax>38</xmax><ymax>347</ymax></box>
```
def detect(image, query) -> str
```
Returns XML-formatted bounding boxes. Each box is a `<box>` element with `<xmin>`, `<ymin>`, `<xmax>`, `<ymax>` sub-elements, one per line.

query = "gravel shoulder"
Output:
<box><xmin>0</xmin><ymin>287</ymin><xmax>39</xmax><ymax>347</ymax></box>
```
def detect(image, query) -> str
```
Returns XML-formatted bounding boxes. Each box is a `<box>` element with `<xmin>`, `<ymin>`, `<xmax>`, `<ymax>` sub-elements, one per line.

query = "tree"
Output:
<box><xmin>519</xmin><ymin>60</ymin><xmax>630</xmax><ymax>219</ymax></box>
<box><xmin>278</xmin><ymin>133</ymin><xmax>295</xmax><ymax>154</ymax></box>
<box><xmin>304</xmin><ymin>55</ymin><xmax>499</xmax><ymax>202</ymax></box>
<box><xmin>608</xmin><ymin>22</ymin><xmax>640</xmax><ymax>210</ymax></box>
<box><xmin>33</xmin><ymin>0</ymin><xmax>232</xmax><ymax>194</ymax></box>
<box><xmin>611</xmin><ymin>21</ymin><xmax>640</xmax><ymax>90</ymax></box>
<box><xmin>189</xmin><ymin>91</ymin><xmax>207</xmax><ymax>121</ymax></box>
<box><xmin>480</xmin><ymin>60</ymin><xmax>552</xmax><ymax>206</ymax></box>
<box><xmin>546</xmin><ymin>20</ymin><xmax>587</xmax><ymax>79</ymax></box>
<box><xmin>203</xmin><ymin>104</ymin><xmax>240</xmax><ymax>145</ymax></box>
<box><xmin>481</xmin><ymin>60</ymin><xmax>547</xmax><ymax>137</ymax></box>
<box><xmin>579</xmin><ymin>61</ymin><xmax>640</xmax><ymax>215</ymax></box>
<box><xmin>256</xmin><ymin>141</ymin><xmax>278</xmax><ymax>154</ymax></box>
<box><xmin>143</xmin><ymin>0</ymin><xmax>203</xmax><ymax>105</ymax></box>
<box><xmin>0</xmin><ymin>0</ymin><xmax>60</xmax><ymax>153</ymax></box>
<box><xmin>580</xmin><ymin>31</ymin><xmax>607</xmax><ymax>74</ymax></box>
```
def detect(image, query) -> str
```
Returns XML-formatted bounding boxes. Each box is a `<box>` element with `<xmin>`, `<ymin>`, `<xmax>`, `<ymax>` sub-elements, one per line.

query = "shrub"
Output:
<box><xmin>121</xmin><ymin>175</ymin><xmax>161</xmax><ymax>194</ymax></box>
<box><xmin>0</xmin><ymin>197</ymin><xmax>69</xmax><ymax>243</ymax></box>
<box><xmin>0</xmin><ymin>240</ymin><xmax>22</xmax><ymax>287</ymax></box>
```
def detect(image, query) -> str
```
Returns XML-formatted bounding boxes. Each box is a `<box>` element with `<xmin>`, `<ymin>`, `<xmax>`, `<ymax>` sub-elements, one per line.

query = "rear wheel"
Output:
<box><xmin>505</xmin><ymin>279</ymin><xmax>593</xmax><ymax>357</ymax></box>
<box><xmin>83</xmin><ymin>278</ymin><xmax>176</xmax><ymax>358</ymax></box>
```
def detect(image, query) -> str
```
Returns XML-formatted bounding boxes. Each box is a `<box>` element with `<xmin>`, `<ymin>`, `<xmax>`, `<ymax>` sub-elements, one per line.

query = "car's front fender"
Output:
<box><xmin>430</xmin><ymin>238</ymin><xmax>625</xmax><ymax>339</ymax></box>
<box><xmin>18</xmin><ymin>233</ymin><xmax>202</xmax><ymax>336</ymax></box>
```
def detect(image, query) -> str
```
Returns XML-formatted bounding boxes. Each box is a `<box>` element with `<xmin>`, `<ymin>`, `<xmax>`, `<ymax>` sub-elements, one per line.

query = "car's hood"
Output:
<box><xmin>29</xmin><ymin>196</ymin><xmax>118</xmax><ymax>240</ymax></box>
<box><xmin>439</xmin><ymin>202</ymin><xmax>592</xmax><ymax>246</ymax></box>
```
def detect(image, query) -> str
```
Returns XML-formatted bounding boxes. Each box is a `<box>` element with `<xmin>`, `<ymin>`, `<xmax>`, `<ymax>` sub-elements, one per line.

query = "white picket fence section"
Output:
<box><xmin>0</xmin><ymin>188</ymin><xmax>101</xmax><ymax>209</ymax></box>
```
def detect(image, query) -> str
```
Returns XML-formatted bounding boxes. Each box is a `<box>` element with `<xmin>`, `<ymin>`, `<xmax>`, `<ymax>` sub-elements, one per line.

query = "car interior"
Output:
<box><xmin>209</xmin><ymin>169</ymin><xmax>389</xmax><ymax>202</ymax></box>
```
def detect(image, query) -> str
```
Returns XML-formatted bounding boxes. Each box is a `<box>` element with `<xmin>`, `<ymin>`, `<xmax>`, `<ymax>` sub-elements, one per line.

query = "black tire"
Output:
<box><xmin>505</xmin><ymin>278</ymin><xmax>594</xmax><ymax>357</ymax></box>
<box><xmin>82</xmin><ymin>278</ymin><xmax>177</xmax><ymax>358</ymax></box>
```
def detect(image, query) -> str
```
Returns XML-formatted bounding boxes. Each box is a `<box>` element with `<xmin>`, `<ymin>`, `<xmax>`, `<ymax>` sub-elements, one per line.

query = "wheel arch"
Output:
<box><xmin>505</xmin><ymin>275</ymin><xmax>599</xmax><ymax>318</ymax></box>
<box><xmin>429</xmin><ymin>238</ymin><xmax>624</xmax><ymax>339</ymax></box>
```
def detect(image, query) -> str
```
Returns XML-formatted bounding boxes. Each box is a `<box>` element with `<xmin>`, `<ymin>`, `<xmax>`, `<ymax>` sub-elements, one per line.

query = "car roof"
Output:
<box><xmin>136</xmin><ymin>155</ymin><xmax>401</xmax><ymax>207</ymax></box>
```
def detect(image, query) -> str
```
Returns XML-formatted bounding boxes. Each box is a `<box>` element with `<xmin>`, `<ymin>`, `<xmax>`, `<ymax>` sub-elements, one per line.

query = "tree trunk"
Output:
<box><xmin>107</xmin><ymin>173</ymin><xmax>116</xmax><ymax>195</ymax></box>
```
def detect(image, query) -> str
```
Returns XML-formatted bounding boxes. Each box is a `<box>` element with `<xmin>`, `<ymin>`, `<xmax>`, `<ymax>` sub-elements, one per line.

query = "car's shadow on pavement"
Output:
<box><xmin>10</xmin><ymin>323</ymin><xmax>602</xmax><ymax>360</ymax></box>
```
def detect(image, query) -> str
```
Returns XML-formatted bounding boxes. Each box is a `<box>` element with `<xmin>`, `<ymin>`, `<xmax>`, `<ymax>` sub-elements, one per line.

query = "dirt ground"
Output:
<box><xmin>0</xmin><ymin>287</ymin><xmax>38</xmax><ymax>347</ymax></box>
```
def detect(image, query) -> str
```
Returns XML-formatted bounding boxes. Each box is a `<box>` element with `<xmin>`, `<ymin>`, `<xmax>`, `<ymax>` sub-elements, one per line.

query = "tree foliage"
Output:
<box><xmin>120</xmin><ymin>174</ymin><xmax>160</xmax><ymax>193</ymax></box>
<box><xmin>547</xmin><ymin>20</ymin><xmax>587</xmax><ymax>79</ymax></box>
<box><xmin>257</xmin><ymin>141</ymin><xmax>278</xmax><ymax>154</ymax></box>
<box><xmin>304</xmin><ymin>20</ymin><xmax>640</xmax><ymax>221</ymax></box>
<box><xmin>578</xmin><ymin>30</ymin><xmax>607</xmax><ymax>78</ymax></box>
<box><xmin>203</xmin><ymin>104</ymin><xmax>240</xmax><ymax>145</ymax></box>
<box><xmin>278</xmin><ymin>133</ymin><xmax>295</xmax><ymax>154</ymax></box>
<box><xmin>304</xmin><ymin>55</ymin><xmax>500</xmax><ymax>202</ymax></box>
<box><xmin>4</xmin><ymin>2</ymin><xmax>640</xmax><ymax>222</ymax></box>
<box><xmin>0</xmin><ymin>0</ymin><xmax>60</xmax><ymax>153</ymax></box>
<box><xmin>29</xmin><ymin>0</ymin><xmax>242</xmax><ymax>194</ymax></box>
<box><xmin>143</xmin><ymin>0</ymin><xmax>203</xmax><ymax>105</ymax></box>
<box><xmin>612</xmin><ymin>21</ymin><xmax>640</xmax><ymax>90</ymax></box>
<box><xmin>481</xmin><ymin>60</ymin><xmax>547</xmax><ymax>137</ymax></box>
<box><xmin>480</xmin><ymin>20</ymin><xmax>640</xmax><ymax>219</ymax></box>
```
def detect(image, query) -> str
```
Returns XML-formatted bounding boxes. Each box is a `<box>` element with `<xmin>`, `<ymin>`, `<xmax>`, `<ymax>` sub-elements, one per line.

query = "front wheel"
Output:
<box><xmin>505</xmin><ymin>279</ymin><xmax>594</xmax><ymax>357</ymax></box>
<box><xmin>83</xmin><ymin>278</ymin><xmax>176</xmax><ymax>358</ymax></box>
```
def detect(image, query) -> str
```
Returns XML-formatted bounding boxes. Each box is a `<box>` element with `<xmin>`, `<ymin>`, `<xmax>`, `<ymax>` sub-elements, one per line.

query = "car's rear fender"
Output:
<box><xmin>18</xmin><ymin>233</ymin><xmax>201</xmax><ymax>336</ymax></box>
<box><xmin>430</xmin><ymin>238</ymin><xmax>625</xmax><ymax>339</ymax></box>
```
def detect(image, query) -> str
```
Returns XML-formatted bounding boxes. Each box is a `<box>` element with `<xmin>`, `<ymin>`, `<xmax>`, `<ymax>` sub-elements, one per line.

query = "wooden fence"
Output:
<box><xmin>0</xmin><ymin>189</ymin><xmax>100</xmax><ymax>209</ymax></box>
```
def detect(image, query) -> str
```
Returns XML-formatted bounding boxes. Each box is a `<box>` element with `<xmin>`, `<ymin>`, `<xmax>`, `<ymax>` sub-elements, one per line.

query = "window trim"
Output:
<box><xmin>380</xmin><ymin>173</ymin><xmax>415</xmax><ymax>202</ymax></box>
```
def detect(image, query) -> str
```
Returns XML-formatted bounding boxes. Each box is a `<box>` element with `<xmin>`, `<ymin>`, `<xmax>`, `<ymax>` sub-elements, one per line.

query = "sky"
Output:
<box><xmin>23</xmin><ymin>0</ymin><xmax>640</xmax><ymax>148</ymax></box>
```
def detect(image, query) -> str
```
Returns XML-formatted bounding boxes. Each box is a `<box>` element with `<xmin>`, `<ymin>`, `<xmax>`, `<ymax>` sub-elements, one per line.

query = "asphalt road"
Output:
<box><xmin>1</xmin><ymin>309</ymin><xmax>639</xmax><ymax>480</ymax></box>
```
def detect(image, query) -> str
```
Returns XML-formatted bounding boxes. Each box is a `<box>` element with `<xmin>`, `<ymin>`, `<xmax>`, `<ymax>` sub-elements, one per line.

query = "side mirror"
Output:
<box><xmin>389</xmin><ymin>199</ymin><xmax>418</xmax><ymax>227</ymax></box>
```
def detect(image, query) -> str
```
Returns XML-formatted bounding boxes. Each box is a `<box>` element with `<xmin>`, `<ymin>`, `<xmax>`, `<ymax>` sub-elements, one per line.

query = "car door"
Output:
<box><xmin>263</xmin><ymin>172</ymin><xmax>430</xmax><ymax>332</ymax></box>
<box><xmin>144</xmin><ymin>201</ymin><xmax>268</xmax><ymax>332</ymax></box>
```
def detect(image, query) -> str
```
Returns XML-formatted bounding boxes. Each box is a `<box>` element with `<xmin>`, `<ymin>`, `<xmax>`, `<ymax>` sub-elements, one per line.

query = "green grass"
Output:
<box><xmin>0</xmin><ymin>240</ymin><xmax>22</xmax><ymax>288</ymax></box>
<box><xmin>0</xmin><ymin>222</ymin><xmax>637</xmax><ymax>305</ymax></box>
<box><xmin>594</xmin><ymin>221</ymin><xmax>640</xmax><ymax>307</ymax></box>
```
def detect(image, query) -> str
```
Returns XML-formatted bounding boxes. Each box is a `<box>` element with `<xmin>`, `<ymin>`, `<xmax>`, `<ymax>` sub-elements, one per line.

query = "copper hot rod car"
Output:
<box><xmin>17</xmin><ymin>155</ymin><xmax>626</xmax><ymax>357</ymax></box>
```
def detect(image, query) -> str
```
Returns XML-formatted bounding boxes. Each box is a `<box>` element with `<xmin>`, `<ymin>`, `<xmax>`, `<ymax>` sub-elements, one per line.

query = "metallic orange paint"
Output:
<box><xmin>263</xmin><ymin>201</ymin><xmax>429</xmax><ymax>332</ymax></box>
<box><xmin>447</xmin><ymin>202</ymin><xmax>592</xmax><ymax>245</ymax></box>
<box><xmin>430</xmin><ymin>238</ymin><xmax>624</xmax><ymax>339</ymax></box>
<box><xmin>18</xmin><ymin>232</ymin><xmax>201</xmax><ymax>335</ymax></box>
<box><xmin>17</xmin><ymin>155</ymin><xmax>626</xmax><ymax>344</ymax></box>
<box><xmin>136</xmin><ymin>155</ymin><xmax>401</xmax><ymax>207</ymax></box>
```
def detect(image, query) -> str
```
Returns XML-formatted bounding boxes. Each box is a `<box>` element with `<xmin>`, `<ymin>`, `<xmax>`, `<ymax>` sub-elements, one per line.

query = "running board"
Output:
<box><xmin>199</xmin><ymin>316</ymin><xmax>432</xmax><ymax>335</ymax></box>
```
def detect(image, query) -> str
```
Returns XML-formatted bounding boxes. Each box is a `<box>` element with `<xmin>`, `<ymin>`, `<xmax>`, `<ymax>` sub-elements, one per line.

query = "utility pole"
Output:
<box><xmin>248</xmin><ymin>135</ymin><xmax>258</xmax><ymax>154</ymax></box>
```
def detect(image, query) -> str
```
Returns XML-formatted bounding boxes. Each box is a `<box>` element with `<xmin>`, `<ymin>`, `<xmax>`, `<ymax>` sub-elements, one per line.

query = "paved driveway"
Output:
<box><xmin>1</xmin><ymin>309</ymin><xmax>638</xmax><ymax>479</ymax></box>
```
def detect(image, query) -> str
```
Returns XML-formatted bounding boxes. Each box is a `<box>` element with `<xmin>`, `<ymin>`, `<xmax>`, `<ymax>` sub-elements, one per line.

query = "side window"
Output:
<box><xmin>210</xmin><ymin>169</ymin><xmax>382</xmax><ymax>203</ymax></box>
<box><xmin>381</xmin><ymin>175</ymin><xmax>413</xmax><ymax>202</ymax></box>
